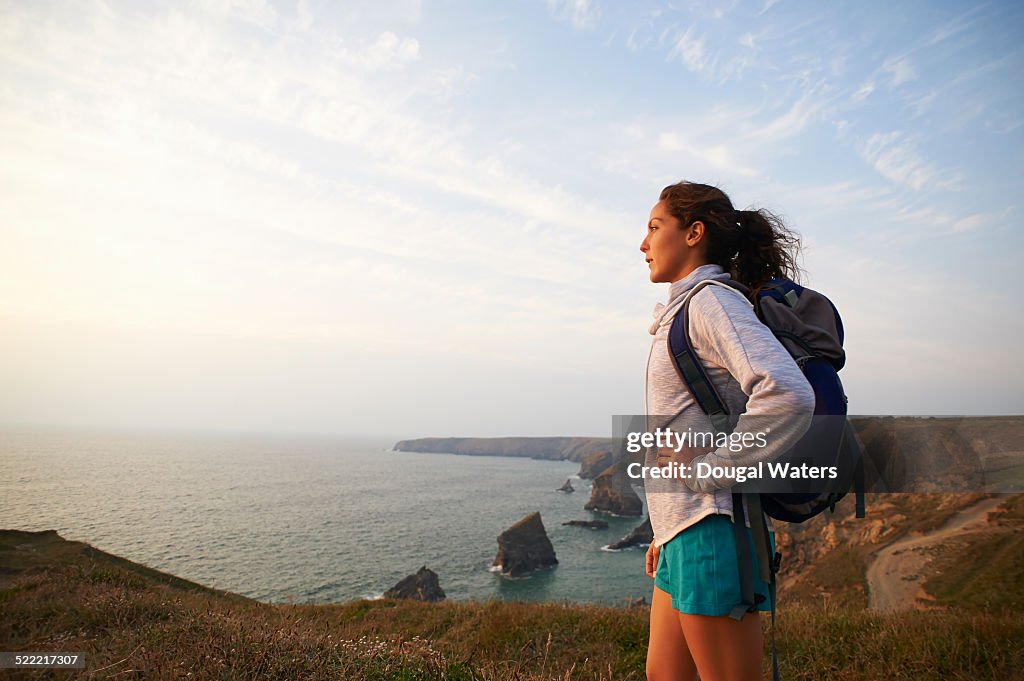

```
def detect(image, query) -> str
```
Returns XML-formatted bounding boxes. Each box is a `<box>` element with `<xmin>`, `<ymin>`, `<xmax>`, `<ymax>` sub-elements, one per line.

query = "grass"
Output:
<box><xmin>2</xmin><ymin>529</ymin><xmax>1024</xmax><ymax>680</ymax></box>
<box><xmin>923</xmin><ymin>494</ymin><xmax>1024</xmax><ymax>613</ymax></box>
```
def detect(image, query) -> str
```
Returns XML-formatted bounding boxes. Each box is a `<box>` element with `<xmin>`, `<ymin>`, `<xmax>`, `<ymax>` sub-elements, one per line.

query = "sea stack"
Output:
<box><xmin>493</xmin><ymin>512</ymin><xmax>558</xmax><ymax>576</ymax></box>
<box><xmin>557</xmin><ymin>478</ymin><xmax>575</xmax><ymax>493</ymax></box>
<box><xmin>584</xmin><ymin>465</ymin><xmax>644</xmax><ymax>516</ymax></box>
<box><xmin>384</xmin><ymin>566</ymin><xmax>446</xmax><ymax>601</ymax></box>
<box><xmin>607</xmin><ymin>516</ymin><xmax>654</xmax><ymax>550</ymax></box>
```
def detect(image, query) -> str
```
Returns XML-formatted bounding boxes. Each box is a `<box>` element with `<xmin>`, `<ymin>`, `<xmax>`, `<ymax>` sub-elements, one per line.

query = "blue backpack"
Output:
<box><xmin>668</xmin><ymin>277</ymin><xmax>865</xmax><ymax>681</ymax></box>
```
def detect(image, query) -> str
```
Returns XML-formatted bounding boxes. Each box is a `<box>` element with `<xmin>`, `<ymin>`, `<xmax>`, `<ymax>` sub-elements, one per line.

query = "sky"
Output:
<box><xmin>1</xmin><ymin>0</ymin><xmax>1022</xmax><ymax>438</ymax></box>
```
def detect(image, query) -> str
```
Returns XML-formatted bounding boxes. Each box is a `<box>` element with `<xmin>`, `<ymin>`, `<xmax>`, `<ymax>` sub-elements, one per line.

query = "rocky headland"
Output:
<box><xmin>393</xmin><ymin>436</ymin><xmax>614</xmax><ymax>462</ymax></box>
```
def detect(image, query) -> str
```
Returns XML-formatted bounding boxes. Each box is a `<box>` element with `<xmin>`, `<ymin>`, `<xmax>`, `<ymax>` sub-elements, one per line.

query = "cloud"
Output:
<box><xmin>362</xmin><ymin>31</ymin><xmax>420</xmax><ymax>70</ymax></box>
<box><xmin>880</xmin><ymin>55</ymin><xmax>915</xmax><ymax>88</ymax></box>
<box><xmin>859</xmin><ymin>132</ymin><xmax>955</xmax><ymax>191</ymax></box>
<box><xmin>852</xmin><ymin>81</ymin><xmax>874</xmax><ymax>102</ymax></box>
<box><xmin>735</xmin><ymin>87</ymin><xmax>832</xmax><ymax>146</ymax></box>
<box><xmin>656</xmin><ymin>131</ymin><xmax>758</xmax><ymax>178</ymax></box>
<box><xmin>952</xmin><ymin>207</ymin><xmax>1013</xmax><ymax>233</ymax></box>
<box><xmin>547</xmin><ymin>0</ymin><xmax>601</xmax><ymax>29</ymax></box>
<box><xmin>925</xmin><ymin>5</ymin><xmax>986</xmax><ymax>46</ymax></box>
<box><xmin>666</xmin><ymin>26</ymin><xmax>711</xmax><ymax>75</ymax></box>
<box><xmin>198</xmin><ymin>0</ymin><xmax>278</xmax><ymax>30</ymax></box>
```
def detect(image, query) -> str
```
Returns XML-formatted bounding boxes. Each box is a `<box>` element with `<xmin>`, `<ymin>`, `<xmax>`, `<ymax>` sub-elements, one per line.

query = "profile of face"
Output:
<box><xmin>640</xmin><ymin>199</ymin><xmax>704</xmax><ymax>283</ymax></box>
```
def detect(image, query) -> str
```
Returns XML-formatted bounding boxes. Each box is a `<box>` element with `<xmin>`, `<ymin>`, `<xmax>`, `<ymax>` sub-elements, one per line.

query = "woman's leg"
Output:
<box><xmin>678</xmin><ymin>611</ymin><xmax>763</xmax><ymax>681</ymax></box>
<box><xmin>647</xmin><ymin>584</ymin><xmax>698</xmax><ymax>681</ymax></box>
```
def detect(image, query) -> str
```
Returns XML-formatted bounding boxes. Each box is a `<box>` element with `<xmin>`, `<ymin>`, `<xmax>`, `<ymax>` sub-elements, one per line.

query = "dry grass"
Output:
<box><xmin>3</xmin><ymin>529</ymin><xmax>1024</xmax><ymax>680</ymax></box>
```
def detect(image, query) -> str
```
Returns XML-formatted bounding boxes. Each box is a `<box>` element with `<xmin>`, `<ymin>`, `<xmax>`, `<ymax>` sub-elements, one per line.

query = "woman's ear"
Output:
<box><xmin>685</xmin><ymin>220</ymin><xmax>705</xmax><ymax>247</ymax></box>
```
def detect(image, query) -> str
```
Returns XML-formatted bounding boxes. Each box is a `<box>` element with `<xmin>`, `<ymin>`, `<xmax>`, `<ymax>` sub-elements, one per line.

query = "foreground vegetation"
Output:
<box><xmin>2</xmin><ymin>529</ymin><xmax>1023</xmax><ymax>680</ymax></box>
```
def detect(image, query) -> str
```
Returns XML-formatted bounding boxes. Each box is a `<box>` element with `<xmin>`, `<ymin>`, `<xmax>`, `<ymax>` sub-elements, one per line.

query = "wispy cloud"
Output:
<box><xmin>742</xmin><ymin>88</ymin><xmax>832</xmax><ymax>144</ymax></box>
<box><xmin>546</xmin><ymin>0</ymin><xmax>601</xmax><ymax>29</ymax></box>
<box><xmin>859</xmin><ymin>131</ymin><xmax>957</xmax><ymax>191</ymax></box>
<box><xmin>925</xmin><ymin>5</ymin><xmax>987</xmax><ymax>46</ymax></box>
<box><xmin>666</xmin><ymin>26</ymin><xmax>710</xmax><ymax>74</ymax></box>
<box><xmin>880</xmin><ymin>55</ymin><xmax>915</xmax><ymax>88</ymax></box>
<box><xmin>662</xmin><ymin>23</ymin><xmax>761</xmax><ymax>84</ymax></box>
<box><xmin>952</xmin><ymin>207</ymin><xmax>1014</xmax><ymax>233</ymax></box>
<box><xmin>657</xmin><ymin>131</ymin><xmax>758</xmax><ymax>177</ymax></box>
<box><xmin>361</xmin><ymin>31</ymin><xmax>420</xmax><ymax>70</ymax></box>
<box><xmin>852</xmin><ymin>81</ymin><xmax>874</xmax><ymax>102</ymax></box>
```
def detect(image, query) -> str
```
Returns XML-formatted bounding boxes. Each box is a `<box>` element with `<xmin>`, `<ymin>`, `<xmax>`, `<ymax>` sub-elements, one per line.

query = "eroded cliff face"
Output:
<box><xmin>849</xmin><ymin>416</ymin><xmax>1024</xmax><ymax>493</ymax></box>
<box><xmin>584</xmin><ymin>467</ymin><xmax>644</xmax><ymax>517</ymax></box>
<box><xmin>578</xmin><ymin>450</ymin><xmax>615</xmax><ymax>479</ymax></box>
<box><xmin>771</xmin><ymin>492</ymin><xmax>996</xmax><ymax>606</ymax></box>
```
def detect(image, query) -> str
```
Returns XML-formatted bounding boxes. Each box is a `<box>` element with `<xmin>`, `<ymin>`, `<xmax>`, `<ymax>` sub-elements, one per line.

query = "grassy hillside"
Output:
<box><xmin>2</xmin><ymin>527</ymin><xmax>1023</xmax><ymax>680</ymax></box>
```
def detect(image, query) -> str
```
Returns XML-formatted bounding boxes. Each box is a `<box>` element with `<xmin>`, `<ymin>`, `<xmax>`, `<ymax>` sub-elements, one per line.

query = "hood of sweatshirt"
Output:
<box><xmin>648</xmin><ymin>264</ymin><xmax>734</xmax><ymax>335</ymax></box>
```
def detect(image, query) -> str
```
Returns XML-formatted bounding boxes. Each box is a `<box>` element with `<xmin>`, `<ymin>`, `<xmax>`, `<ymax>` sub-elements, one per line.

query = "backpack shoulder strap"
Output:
<box><xmin>666</xmin><ymin>279</ymin><xmax>751</xmax><ymax>429</ymax></box>
<box><xmin>667</xmin><ymin>280</ymin><xmax>732</xmax><ymax>432</ymax></box>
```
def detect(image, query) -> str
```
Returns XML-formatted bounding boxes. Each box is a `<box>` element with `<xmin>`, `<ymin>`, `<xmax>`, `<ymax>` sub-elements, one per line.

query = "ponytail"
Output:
<box><xmin>658</xmin><ymin>182</ymin><xmax>802</xmax><ymax>290</ymax></box>
<box><xmin>731</xmin><ymin>208</ymin><xmax>801</xmax><ymax>290</ymax></box>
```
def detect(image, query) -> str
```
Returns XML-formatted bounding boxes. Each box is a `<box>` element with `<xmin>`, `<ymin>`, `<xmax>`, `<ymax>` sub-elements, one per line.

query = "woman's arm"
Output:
<box><xmin>678</xmin><ymin>285</ymin><xmax>816</xmax><ymax>493</ymax></box>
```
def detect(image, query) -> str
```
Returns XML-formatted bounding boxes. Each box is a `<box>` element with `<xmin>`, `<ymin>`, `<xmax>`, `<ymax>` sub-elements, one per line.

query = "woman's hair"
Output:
<box><xmin>659</xmin><ymin>181</ymin><xmax>802</xmax><ymax>289</ymax></box>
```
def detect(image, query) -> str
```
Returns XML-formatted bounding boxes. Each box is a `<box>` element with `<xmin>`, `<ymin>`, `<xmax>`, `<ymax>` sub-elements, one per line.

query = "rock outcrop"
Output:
<box><xmin>607</xmin><ymin>517</ymin><xmax>653</xmax><ymax>550</ymax></box>
<box><xmin>585</xmin><ymin>464</ymin><xmax>643</xmax><ymax>517</ymax></box>
<box><xmin>557</xmin><ymin>478</ymin><xmax>575</xmax><ymax>493</ymax></box>
<box><xmin>384</xmin><ymin>566</ymin><xmax>446</xmax><ymax>602</ymax></box>
<box><xmin>493</xmin><ymin>512</ymin><xmax>558</xmax><ymax>576</ymax></box>
<box><xmin>562</xmin><ymin>519</ymin><xmax>608</xmax><ymax>530</ymax></box>
<box><xmin>578</xmin><ymin>450</ymin><xmax>615</xmax><ymax>479</ymax></box>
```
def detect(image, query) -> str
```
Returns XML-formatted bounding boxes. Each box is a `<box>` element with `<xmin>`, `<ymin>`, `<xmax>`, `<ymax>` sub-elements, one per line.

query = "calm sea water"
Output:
<box><xmin>1</xmin><ymin>427</ymin><xmax>652</xmax><ymax>606</ymax></box>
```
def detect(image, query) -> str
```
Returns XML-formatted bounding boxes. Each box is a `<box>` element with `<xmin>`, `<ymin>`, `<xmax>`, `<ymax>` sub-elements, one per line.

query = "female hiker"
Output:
<box><xmin>639</xmin><ymin>181</ymin><xmax>815</xmax><ymax>681</ymax></box>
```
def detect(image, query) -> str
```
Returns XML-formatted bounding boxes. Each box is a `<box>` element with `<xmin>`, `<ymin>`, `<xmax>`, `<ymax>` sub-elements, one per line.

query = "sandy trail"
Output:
<box><xmin>866</xmin><ymin>496</ymin><xmax>1006</xmax><ymax>612</ymax></box>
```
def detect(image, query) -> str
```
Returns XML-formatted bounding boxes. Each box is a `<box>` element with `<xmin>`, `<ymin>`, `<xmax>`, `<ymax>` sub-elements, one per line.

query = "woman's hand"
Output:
<box><xmin>656</xmin><ymin>445</ymin><xmax>715</xmax><ymax>469</ymax></box>
<box><xmin>645</xmin><ymin>541</ymin><xmax>660</xmax><ymax>578</ymax></box>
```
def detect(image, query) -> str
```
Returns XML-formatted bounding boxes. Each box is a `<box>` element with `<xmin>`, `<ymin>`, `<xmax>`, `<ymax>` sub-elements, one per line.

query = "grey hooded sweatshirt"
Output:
<box><xmin>644</xmin><ymin>264</ymin><xmax>815</xmax><ymax>548</ymax></box>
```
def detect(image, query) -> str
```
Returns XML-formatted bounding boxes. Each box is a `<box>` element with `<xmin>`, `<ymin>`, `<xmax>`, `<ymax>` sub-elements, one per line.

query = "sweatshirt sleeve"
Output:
<box><xmin>681</xmin><ymin>285</ymin><xmax>816</xmax><ymax>493</ymax></box>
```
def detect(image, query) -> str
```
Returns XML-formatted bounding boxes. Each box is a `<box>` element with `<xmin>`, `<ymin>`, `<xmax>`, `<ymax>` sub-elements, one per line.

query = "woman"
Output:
<box><xmin>639</xmin><ymin>182</ymin><xmax>816</xmax><ymax>681</ymax></box>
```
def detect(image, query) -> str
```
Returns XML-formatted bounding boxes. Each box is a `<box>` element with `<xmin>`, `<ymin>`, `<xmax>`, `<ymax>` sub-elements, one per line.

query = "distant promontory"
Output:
<box><xmin>392</xmin><ymin>436</ymin><xmax>615</xmax><ymax>463</ymax></box>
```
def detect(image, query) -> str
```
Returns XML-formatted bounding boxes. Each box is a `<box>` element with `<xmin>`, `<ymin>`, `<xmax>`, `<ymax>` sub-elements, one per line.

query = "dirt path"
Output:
<box><xmin>866</xmin><ymin>496</ymin><xmax>1006</xmax><ymax>611</ymax></box>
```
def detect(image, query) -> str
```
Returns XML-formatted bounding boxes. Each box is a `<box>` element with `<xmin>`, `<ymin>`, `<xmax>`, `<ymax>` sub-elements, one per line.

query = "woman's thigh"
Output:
<box><xmin>678</xmin><ymin>611</ymin><xmax>763</xmax><ymax>681</ymax></box>
<box><xmin>647</xmin><ymin>584</ymin><xmax>697</xmax><ymax>681</ymax></box>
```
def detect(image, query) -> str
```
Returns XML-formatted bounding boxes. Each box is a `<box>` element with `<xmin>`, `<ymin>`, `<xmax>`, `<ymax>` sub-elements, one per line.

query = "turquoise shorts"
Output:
<box><xmin>654</xmin><ymin>513</ymin><xmax>775</xmax><ymax>616</ymax></box>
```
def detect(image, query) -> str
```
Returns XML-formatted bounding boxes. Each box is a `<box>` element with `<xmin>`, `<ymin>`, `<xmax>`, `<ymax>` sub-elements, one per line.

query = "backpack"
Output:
<box><xmin>667</xmin><ymin>276</ymin><xmax>865</xmax><ymax>681</ymax></box>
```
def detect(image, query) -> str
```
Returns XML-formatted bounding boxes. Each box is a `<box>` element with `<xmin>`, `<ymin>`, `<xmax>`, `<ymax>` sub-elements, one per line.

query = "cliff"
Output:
<box><xmin>394</xmin><ymin>416</ymin><xmax>1024</xmax><ymax>493</ymax></box>
<box><xmin>393</xmin><ymin>436</ymin><xmax>614</xmax><ymax>462</ymax></box>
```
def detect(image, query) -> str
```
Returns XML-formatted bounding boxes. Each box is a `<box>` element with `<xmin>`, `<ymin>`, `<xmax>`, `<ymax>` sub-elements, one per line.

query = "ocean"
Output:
<box><xmin>1</xmin><ymin>426</ymin><xmax>653</xmax><ymax>606</ymax></box>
